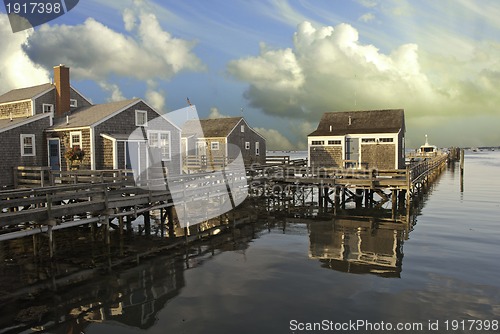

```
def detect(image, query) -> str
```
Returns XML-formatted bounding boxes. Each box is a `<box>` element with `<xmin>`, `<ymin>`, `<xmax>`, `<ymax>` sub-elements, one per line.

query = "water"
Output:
<box><xmin>1</xmin><ymin>151</ymin><xmax>500</xmax><ymax>333</ymax></box>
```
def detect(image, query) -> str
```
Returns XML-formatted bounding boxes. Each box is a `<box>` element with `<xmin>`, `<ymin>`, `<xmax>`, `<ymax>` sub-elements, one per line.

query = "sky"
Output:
<box><xmin>1</xmin><ymin>0</ymin><xmax>500</xmax><ymax>149</ymax></box>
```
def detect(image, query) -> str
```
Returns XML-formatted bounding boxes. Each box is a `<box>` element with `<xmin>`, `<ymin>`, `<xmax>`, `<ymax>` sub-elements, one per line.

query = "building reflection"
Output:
<box><xmin>308</xmin><ymin>219</ymin><xmax>405</xmax><ymax>278</ymax></box>
<box><xmin>48</xmin><ymin>256</ymin><xmax>186</xmax><ymax>333</ymax></box>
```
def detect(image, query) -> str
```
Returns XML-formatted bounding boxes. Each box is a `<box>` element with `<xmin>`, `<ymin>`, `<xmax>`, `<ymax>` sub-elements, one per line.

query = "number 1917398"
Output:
<box><xmin>5</xmin><ymin>2</ymin><xmax>62</xmax><ymax>14</ymax></box>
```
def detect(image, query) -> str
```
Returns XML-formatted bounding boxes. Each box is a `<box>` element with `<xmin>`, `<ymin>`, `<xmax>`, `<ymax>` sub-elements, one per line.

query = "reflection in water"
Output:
<box><xmin>309</xmin><ymin>220</ymin><xmax>404</xmax><ymax>278</ymax></box>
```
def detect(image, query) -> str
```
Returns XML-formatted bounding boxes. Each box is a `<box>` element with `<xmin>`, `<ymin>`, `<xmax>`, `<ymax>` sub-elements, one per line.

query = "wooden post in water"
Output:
<box><xmin>167</xmin><ymin>206</ymin><xmax>175</xmax><ymax>239</ymax></box>
<box><xmin>144</xmin><ymin>211</ymin><xmax>151</xmax><ymax>236</ymax></box>
<box><xmin>391</xmin><ymin>189</ymin><xmax>398</xmax><ymax>219</ymax></box>
<box><xmin>460</xmin><ymin>148</ymin><xmax>464</xmax><ymax>192</ymax></box>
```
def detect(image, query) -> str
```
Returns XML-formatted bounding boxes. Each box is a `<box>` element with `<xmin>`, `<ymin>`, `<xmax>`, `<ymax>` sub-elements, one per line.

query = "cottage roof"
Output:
<box><xmin>182</xmin><ymin>117</ymin><xmax>244</xmax><ymax>137</ymax></box>
<box><xmin>308</xmin><ymin>109</ymin><xmax>405</xmax><ymax>136</ymax></box>
<box><xmin>0</xmin><ymin>113</ymin><xmax>51</xmax><ymax>133</ymax></box>
<box><xmin>49</xmin><ymin>98</ymin><xmax>140</xmax><ymax>129</ymax></box>
<box><xmin>0</xmin><ymin>83</ymin><xmax>53</xmax><ymax>104</ymax></box>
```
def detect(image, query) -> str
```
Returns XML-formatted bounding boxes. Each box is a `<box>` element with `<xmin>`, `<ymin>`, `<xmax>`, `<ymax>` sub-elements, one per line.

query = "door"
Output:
<box><xmin>125</xmin><ymin>141</ymin><xmax>140</xmax><ymax>171</ymax></box>
<box><xmin>345</xmin><ymin>137</ymin><xmax>359</xmax><ymax>168</ymax></box>
<box><xmin>48</xmin><ymin>139</ymin><xmax>61</xmax><ymax>171</ymax></box>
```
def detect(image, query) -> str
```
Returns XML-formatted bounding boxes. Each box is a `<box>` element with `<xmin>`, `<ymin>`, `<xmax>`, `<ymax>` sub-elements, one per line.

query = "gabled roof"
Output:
<box><xmin>0</xmin><ymin>113</ymin><xmax>51</xmax><ymax>133</ymax></box>
<box><xmin>0</xmin><ymin>83</ymin><xmax>53</xmax><ymax>104</ymax></box>
<box><xmin>308</xmin><ymin>109</ymin><xmax>405</xmax><ymax>137</ymax></box>
<box><xmin>49</xmin><ymin>98</ymin><xmax>140</xmax><ymax>129</ymax></box>
<box><xmin>182</xmin><ymin>117</ymin><xmax>244</xmax><ymax>137</ymax></box>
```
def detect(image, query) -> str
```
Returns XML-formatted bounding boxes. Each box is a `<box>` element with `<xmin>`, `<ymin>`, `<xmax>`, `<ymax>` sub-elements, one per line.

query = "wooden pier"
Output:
<box><xmin>0</xmin><ymin>152</ymin><xmax>453</xmax><ymax>259</ymax></box>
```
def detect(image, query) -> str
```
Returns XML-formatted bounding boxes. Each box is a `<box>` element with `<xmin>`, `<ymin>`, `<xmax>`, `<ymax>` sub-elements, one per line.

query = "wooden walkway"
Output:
<box><xmin>0</xmin><ymin>153</ymin><xmax>450</xmax><ymax>243</ymax></box>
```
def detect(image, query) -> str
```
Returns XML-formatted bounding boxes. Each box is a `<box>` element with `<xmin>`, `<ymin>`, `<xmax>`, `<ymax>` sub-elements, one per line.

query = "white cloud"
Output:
<box><xmin>228</xmin><ymin>20</ymin><xmax>500</xmax><ymax>146</ymax></box>
<box><xmin>358</xmin><ymin>0</ymin><xmax>378</xmax><ymax>8</ymax></box>
<box><xmin>253</xmin><ymin>127</ymin><xmax>296</xmax><ymax>151</ymax></box>
<box><xmin>146</xmin><ymin>89</ymin><xmax>166</xmax><ymax>112</ymax></box>
<box><xmin>0</xmin><ymin>15</ymin><xmax>49</xmax><ymax>94</ymax></box>
<box><xmin>20</xmin><ymin>3</ymin><xmax>205</xmax><ymax>102</ymax></box>
<box><xmin>98</xmin><ymin>82</ymin><xmax>126</xmax><ymax>102</ymax></box>
<box><xmin>208</xmin><ymin>107</ymin><xmax>230</xmax><ymax>119</ymax></box>
<box><xmin>23</xmin><ymin>15</ymin><xmax>205</xmax><ymax>82</ymax></box>
<box><xmin>359</xmin><ymin>13</ymin><xmax>375</xmax><ymax>22</ymax></box>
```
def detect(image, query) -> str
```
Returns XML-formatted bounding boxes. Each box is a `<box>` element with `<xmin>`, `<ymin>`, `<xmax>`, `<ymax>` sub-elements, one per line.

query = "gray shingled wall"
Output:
<box><xmin>310</xmin><ymin>146</ymin><xmax>343</xmax><ymax>168</ymax></box>
<box><xmin>0</xmin><ymin>116</ymin><xmax>51</xmax><ymax>187</ymax></box>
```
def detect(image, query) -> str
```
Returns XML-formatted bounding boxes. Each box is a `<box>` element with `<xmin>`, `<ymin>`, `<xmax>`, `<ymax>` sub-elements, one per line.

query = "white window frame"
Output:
<box><xmin>255</xmin><ymin>141</ymin><xmax>260</xmax><ymax>156</ymax></box>
<box><xmin>211</xmin><ymin>142</ymin><xmax>220</xmax><ymax>150</ymax></box>
<box><xmin>70</xmin><ymin>131</ymin><xmax>82</xmax><ymax>148</ymax></box>
<box><xmin>241</xmin><ymin>125</ymin><xmax>245</xmax><ymax>133</ymax></box>
<box><xmin>135</xmin><ymin>110</ymin><xmax>148</xmax><ymax>127</ymax></box>
<box><xmin>245</xmin><ymin>141</ymin><xmax>250</xmax><ymax>150</ymax></box>
<box><xmin>20</xmin><ymin>134</ymin><xmax>36</xmax><ymax>157</ymax></box>
<box><xmin>42</xmin><ymin>104</ymin><xmax>54</xmax><ymax>113</ymax></box>
<box><xmin>148</xmin><ymin>130</ymin><xmax>171</xmax><ymax>161</ymax></box>
<box><xmin>70</xmin><ymin>99</ymin><xmax>78</xmax><ymax>107</ymax></box>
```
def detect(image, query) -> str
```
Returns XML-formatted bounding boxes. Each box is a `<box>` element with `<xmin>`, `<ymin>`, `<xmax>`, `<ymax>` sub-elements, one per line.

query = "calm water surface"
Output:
<box><xmin>2</xmin><ymin>151</ymin><xmax>500</xmax><ymax>334</ymax></box>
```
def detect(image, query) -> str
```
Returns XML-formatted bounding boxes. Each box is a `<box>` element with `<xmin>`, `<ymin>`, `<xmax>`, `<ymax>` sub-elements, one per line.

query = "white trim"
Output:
<box><xmin>90</xmin><ymin>127</ymin><xmax>96</xmax><ymax>170</ymax></box>
<box><xmin>69</xmin><ymin>131</ymin><xmax>82</xmax><ymax>148</ymax></box>
<box><xmin>31</xmin><ymin>98</ymin><xmax>35</xmax><ymax>116</ymax></box>
<box><xmin>0</xmin><ymin>98</ymin><xmax>31</xmax><ymax>107</ymax></box>
<box><xmin>135</xmin><ymin>110</ymin><xmax>148</xmax><ymax>127</ymax></box>
<box><xmin>46</xmin><ymin>126</ymin><xmax>89</xmax><ymax>132</ymax></box>
<box><xmin>211</xmin><ymin>142</ymin><xmax>220</xmax><ymax>150</ymax></box>
<box><xmin>20</xmin><ymin>134</ymin><xmax>36</xmax><ymax>157</ymax></box>
<box><xmin>100</xmin><ymin>133</ymin><xmax>118</xmax><ymax>169</ymax></box>
<box><xmin>255</xmin><ymin>141</ymin><xmax>260</xmax><ymax>156</ymax></box>
<box><xmin>147</xmin><ymin>130</ymin><xmax>172</xmax><ymax>161</ymax></box>
<box><xmin>0</xmin><ymin>113</ymin><xmax>51</xmax><ymax>134</ymax></box>
<box><xmin>245</xmin><ymin>141</ymin><xmax>250</xmax><ymax>150</ymax></box>
<box><xmin>225</xmin><ymin>137</ymin><xmax>228</xmax><ymax>159</ymax></box>
<box><xmin>113</xmin><ymin>139</ymin><xmax>118</xmax><ymax>169</ymax></box>
<box><xmin>70</xmin><ymin>99</ymin><xmax>78</xmax><ymax>108</ymax></box>
<box><xmin>42</xmin><ymin>103</ymin><xmax>54</xmax><ymax>113</ymax></box>
<box><xmin>47</xmin><ymin>138</ymin><xmax>61</xmax><ymax>171</ymax></box>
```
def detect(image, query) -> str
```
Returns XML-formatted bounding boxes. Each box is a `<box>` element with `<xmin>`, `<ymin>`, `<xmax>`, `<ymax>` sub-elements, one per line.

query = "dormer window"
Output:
<box><xmin>70</xmin><ymin>99</ymin><xmax>78</xmax><ymax>108</ymax></box>
<box><xmin>135</xmin><ymin>110</ymin><xmax>147</xmax><ymax>126</ymax></box>
<box><xmin>43</xmin><ymin>104</ymin><xmax>54</xmax><ymax>113</ymax></box>
<box><xmin>241</xmin><ymin>125</ymin><xmax>245</xmax><ymax>132</ymax></box>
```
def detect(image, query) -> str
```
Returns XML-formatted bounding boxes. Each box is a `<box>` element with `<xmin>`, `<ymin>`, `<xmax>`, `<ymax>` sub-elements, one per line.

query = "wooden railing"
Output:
<box><xmin>183</xmin><ymin>155</ymin><xmax>228</xmax><ymax>171</ymax></box>
<box><xmin>13</xmin><ymin>167</ymin><xmax>134</xmax><ymax>188</ymax></box>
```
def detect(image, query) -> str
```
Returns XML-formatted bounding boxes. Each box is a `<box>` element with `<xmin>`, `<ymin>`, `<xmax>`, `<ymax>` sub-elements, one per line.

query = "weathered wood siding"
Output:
<box><xmin>0</xmin><ymin>101</ymin><xmax>32</xmax><ymax>119</ymax></box>
<box><xmin>227</xmin><ymin>119</ymin><xmax>266</xmax><ymax>166</ymax></box>
<box><xmin>310</xmin><ymin>146</ymin><xmax>343</xmax><ymax>168</ymax></box>
<box><xmin>46</xmin><ymin>128</ymin><xmax>91</xmax><ymax>170</ymax></box>
<box><xmin>0</xmin><ymin>116</ymin><xmax>51</xmax><ymax>187</ymax></box>
<box><xmin>361</xmin><ymin>144</ymin><xmax>396</xmax><ymax>169</ymax></box>
<box><xmin>102</xmin><ymin>137</ymin><xmax>114</xmax><ymax>169</ymax></box>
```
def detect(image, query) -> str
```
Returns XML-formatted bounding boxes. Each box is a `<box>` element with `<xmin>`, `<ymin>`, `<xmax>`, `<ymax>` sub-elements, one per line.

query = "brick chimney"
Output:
<box><xmin>54</xmin><ymin>65</ymin><xmax>70</xmax><ymax>118</ymax></box>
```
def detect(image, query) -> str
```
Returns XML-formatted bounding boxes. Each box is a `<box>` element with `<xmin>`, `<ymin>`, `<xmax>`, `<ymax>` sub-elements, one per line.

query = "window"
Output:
<box><xmin>245</xmin><ymin>141</ymin><xmax>250</xmax><ymax>150</ymax></box>
<box><xmin>241</xmin><ymin>125</ymin><xmax>245</xmax><ymax>132</ymax></box>
<box><xmin>362</xmin><ymin>138</ymin><xmax>376</xmax><ymax>143</ymax></box>
<box><xmin>311</xmin><ymin>140</ymin><xmax>324</xmax><ymax>145</ymax></box>
<box><xmin>211</xmin><ymin>142</ymin><xmax>219</xmax><ymax>150</ymax></box>
<box><xmin>379</xmin><ymin>138</ymin><xmax>394</xmax><ymax>143</ymax></box>
<box><xmin>135</xmin><ymin>110</ymin><xmax>147</xmax><ymax>126</ymax></box>
<box><xmin>255</xmin><ymin>142</ymin><xmax>260</xmax><ymax>156</ymax></box>
<box><xmin>20</xmin><ymin>134</ymin><xmax>35</xmax><ymax>156</ymax></box>
<box><xmin>70</xmin><ymin>99</ymin><xmax>78</xmax><ymax>107</ymax></box>
<box><xmin>328</xmin><ymin>140</ymin><xmax>341</xmax><ymax>145</ymax></box>
<box><xmin>43</xmin><ymin>104</ymin><xmax>54</xmax><ymax>113</ymax></box>
<box><xmin>148</xmin><ymin>131</ymin><xmax>170</xmax><ymax>161</ymax></box>
<box><xmin>70</xmin><ymin>131</ymin><xmax>82</xmax><ymax>148</ymax></box>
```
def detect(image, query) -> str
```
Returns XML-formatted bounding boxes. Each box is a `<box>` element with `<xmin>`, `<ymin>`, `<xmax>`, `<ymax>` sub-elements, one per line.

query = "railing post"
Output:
<box><xmin>13</xmin><ymin>167</ymin><xmax>18</xmax><ymax>188</ymax></box>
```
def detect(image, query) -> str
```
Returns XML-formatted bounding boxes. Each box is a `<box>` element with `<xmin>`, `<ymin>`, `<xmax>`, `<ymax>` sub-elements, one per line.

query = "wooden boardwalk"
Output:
<box><xmin>0</xmin><ymin>153</ymin><xmax>450</xmax><ymax>245</ymax></box>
